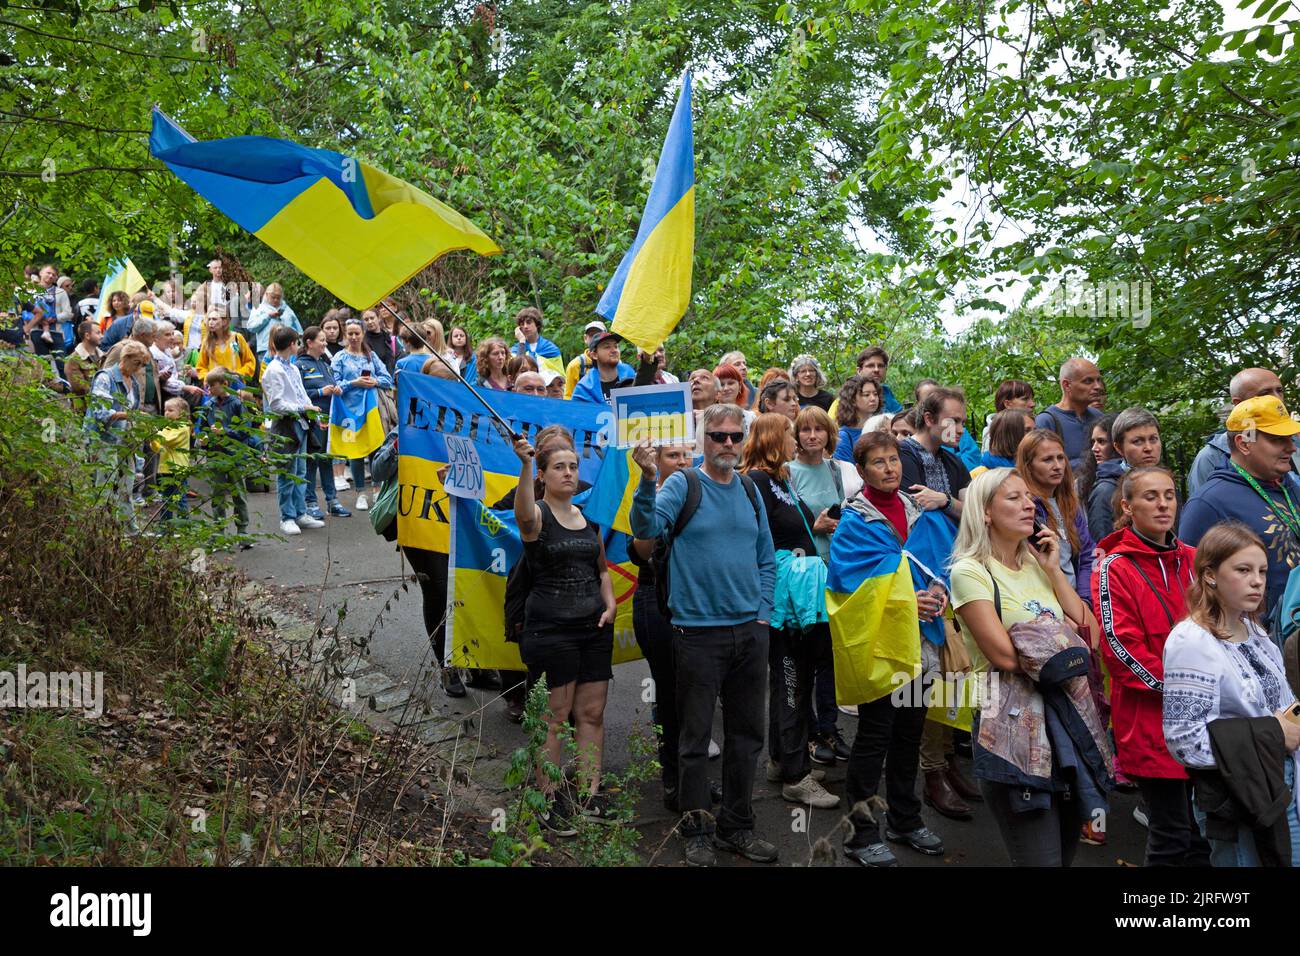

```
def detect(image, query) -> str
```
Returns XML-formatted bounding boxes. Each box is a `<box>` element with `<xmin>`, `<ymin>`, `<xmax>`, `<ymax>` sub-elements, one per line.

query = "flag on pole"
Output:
<box><xmin>94</xmin><ymin>258</ymin><xmax>147</xmax><ymax>323</ymax></box>
<box><xmin>596</xmin><ymin>72</ymin><xmax>694</xmax><ymax>353</ymax></box>
<box><xmin>149</xmin><ymin>108</ymin><xmax>502</xmax><ymax>310</ymax></box>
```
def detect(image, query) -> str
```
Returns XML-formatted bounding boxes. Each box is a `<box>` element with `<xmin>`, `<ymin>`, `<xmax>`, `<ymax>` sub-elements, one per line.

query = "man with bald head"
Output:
<box><xmin>1035</xmin><ymin>357</ymin><xmax>1105</xmax><ymax>469</ymax></box>
<box><xmin>512</xmin><ymin>370</ymin><xmax>546</xmax><ymax>397</ymax></box>
<box><xmin>1187</xmin><ymin>367</ymin><xmax>1297</xmax><ymax>495</ymax></box>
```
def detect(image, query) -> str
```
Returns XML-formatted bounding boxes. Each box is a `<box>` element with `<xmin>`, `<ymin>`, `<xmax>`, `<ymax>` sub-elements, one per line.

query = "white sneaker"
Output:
<box><xmin>336</xmin><ymin>475</ymin><xmax>350</xmax><ymax>490</ymax></box>
<box><xmin>356</xmin><ymin>494</ymin><xmax>368</xmax><ymax>511</ymax></box>
<box><xmin>279</xmin><ymin>519</ymin><xmax>302</xmax><ymax>535</ymax></box>
<box><xmin>782</xmin><ymin>774</ymin><xmax>841</xmax><ymax>809</ymax></box>
<box><xmin>766</xmin><ymin>759</ymin><xmax>826</xmax><ymax>783</ymax></box>
<box><xmin>297</xmin><ymin>515</ymin><xmax>324</xmax><ymax>529</ymax></box>
<box><xmin>838</xmin><ymin>704</ymin><xmax>859</xmax><ymax>717</ymax></box>
<box><xmin>708</xmin><ymin>739</ymin><xmax>721</xmax><ymax>759</ymax></box>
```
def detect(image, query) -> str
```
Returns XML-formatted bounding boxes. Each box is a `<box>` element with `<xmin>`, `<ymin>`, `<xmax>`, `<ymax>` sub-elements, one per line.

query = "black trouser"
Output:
<box><xmin>811</xmin><ymin>631</ymin><xmax>838</xmax><ymax>736</ymax></box>
<box><xmin>980</xmin><ymin>780</ymin><xmax>1079</xmax><ymax>867</ymax></box>
<box><xmin>767</xmin><ymin>624</ymin><xmax>819</xmax><ymax>783</ymax></box>
<box><xmin>674</xmin><ymin>621</ymin><xmax>767</xmax><ymax>837</ymax></box>
<box><xmin>1133</xmin><ymin>776</ymin><xmax>1212</xmax><ymax>867</ymax></box>
<box><xmin>844</xmin><ymin>676</ymin><xmax>928</xmax><ymax>846</ymax></box>
<box><xmin>402</xmin><ymin>546</ymin><xmax>448</xmax><ymax>664</ymax></box>
<box><xmin>632</xmin><ymin>589</ymin><xmax>678</xmax><ymax>792</ymax></box>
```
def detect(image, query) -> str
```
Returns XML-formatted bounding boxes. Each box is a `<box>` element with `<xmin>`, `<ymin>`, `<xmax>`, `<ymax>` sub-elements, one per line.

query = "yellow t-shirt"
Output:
<box><xmin>949</xmin><ymin>555</ymin><xmax>1063</xmax><ymax>628</ymax></box>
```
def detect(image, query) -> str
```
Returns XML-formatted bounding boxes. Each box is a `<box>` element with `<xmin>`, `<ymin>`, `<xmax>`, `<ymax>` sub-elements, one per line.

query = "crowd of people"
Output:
<box><xmin>7</xmin><ymin>258</ymin><xmax>1300</xmax><ymax>869</ymax></box>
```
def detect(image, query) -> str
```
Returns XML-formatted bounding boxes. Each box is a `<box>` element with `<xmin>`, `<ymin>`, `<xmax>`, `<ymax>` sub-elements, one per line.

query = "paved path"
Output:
<box><xmin>230</xmin><ymin>486</ymin><xmax>1147</xmax><ymax>867</ymax></box>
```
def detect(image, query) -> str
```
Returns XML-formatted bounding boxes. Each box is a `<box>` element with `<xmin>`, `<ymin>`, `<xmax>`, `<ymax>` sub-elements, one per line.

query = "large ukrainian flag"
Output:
<box><xmin>95</xmin><ymin>258</ymin><xmax>147</xmax><ymax>325</ymax></box>
<box><xmin>149</xmin><ymin>109</ymin><xmax>501</xmax><ymax>310</ymax></box>
<box><xmin>826</xmin><ymin>506</ymin><xmax>924</xmax><ymax>706</ymax></box>
<box><xmin>446</xmin><ymin>495</ymin><xmax>643</xmax><ymax>669</ymax></box>
<box><xmin>596</xmin><ymin>73</ymin><xmax>693</xmax><ymax>352</ymax></box>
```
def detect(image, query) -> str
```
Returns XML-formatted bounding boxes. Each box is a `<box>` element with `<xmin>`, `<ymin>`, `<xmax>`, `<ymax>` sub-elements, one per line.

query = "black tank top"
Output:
<box><xmin>523</xmin><ymin>501</ymin><xmax>604</xmax><ymax>629</ymax></box>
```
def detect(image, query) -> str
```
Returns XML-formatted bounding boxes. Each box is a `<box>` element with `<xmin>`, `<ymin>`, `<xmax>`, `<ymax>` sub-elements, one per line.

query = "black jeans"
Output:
<box><xmin>811</xmin><ymin>631</ymin><xmax>838</xmax><ymax>735</ymax></box>
<box><xmin>674</xmin><ymin>621</ymin><xmax>767</xmax><ymax>837</ymax></box>
<box><xmin>767</xmin><ymin>624</ymin><xmax>819</xmax><ymax>783</ymax></box>
<box><xmin>1133</xmin><ymin>776</ymin><xmax>1212</xmax><ymax>867</ymax></box>
<box><xmin>980</xmin><ymin>779</ymin><xmax>1079</xmax><ymax>867</ymax></box>
<box><xmin>844</xmin><ymin>675</ymin><xmax>928</xmax><ymax>846</ymax></box>
<box><xmin>402</xmin><ymin>546</ymin><xmax>448</xmax><ymax>663</ymax></box>
<box><xmin>633</xmin><ymin>589</ymin><xmax>678</xmax><ymax>791</ymax></box>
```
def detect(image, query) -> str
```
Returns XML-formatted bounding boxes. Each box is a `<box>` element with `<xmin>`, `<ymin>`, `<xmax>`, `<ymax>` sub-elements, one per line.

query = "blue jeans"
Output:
<box><xmin>349</xmin><ymin>455</ymin><xmax>371</xmax><ymax>492</ymax></box>
<box><xmin>275</xmin><ymin>424</ymin><xmax>308</xmax><ymax>522</ymax></box>
<box><xmin>305</xmin><ymin>454</ymin><xmax>337</xmax><ymax>508</ymax></box>
<box><xmin>1194</xmin><ymin>756</ymin><xmax>1300</xmax><ymax>866</ymax></box>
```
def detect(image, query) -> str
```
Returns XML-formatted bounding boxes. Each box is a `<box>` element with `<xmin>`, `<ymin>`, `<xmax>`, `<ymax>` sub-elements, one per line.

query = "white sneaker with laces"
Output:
<box><xmin>782</xmin><ymin>774</ymin><xmax>841</xmax><ymax>809</ymax></box>
<box><xmin>297</xmin><ymin>515</ymin><xmax>324</xmax><ymax>529</ymax></box>
<box><xmin>279</xmin><ymin>519</ymin><xmax>302</xmax><ymax>535</ymax></box>
<box><xmin>336</xmin><ymin>475</ymin><xmax>350</xmax><ymax>490</ymax></box>
<box><xmin>356</xmin><ymin>493</ymin><xmax>369</xmax><ymax>511</ymax></box>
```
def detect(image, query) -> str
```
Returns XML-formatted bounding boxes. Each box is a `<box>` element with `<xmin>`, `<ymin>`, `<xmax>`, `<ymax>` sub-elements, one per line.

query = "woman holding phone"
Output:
<box><xmin>950</xmin><ymin>468</ymin><xmax>1102</xmax><ymax>866</ymax></box>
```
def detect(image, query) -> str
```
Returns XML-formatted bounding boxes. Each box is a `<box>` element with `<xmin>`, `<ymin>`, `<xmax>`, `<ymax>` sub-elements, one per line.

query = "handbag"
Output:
<box><xmin>939</xmin><ymin>616</ymin><xmax>974</xmax><ymax>675</ymax></box>
<box><xmin>369</xmin><ymin>473</ymin><xmax>400</xmax><ymax>536</ymax></box>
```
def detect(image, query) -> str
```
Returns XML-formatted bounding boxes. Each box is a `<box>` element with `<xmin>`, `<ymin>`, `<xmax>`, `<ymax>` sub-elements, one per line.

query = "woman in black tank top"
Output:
<box><xmin>513</xmin><ymin>433</ymin><xmax>616</xmax><ymax>826</ymax></box>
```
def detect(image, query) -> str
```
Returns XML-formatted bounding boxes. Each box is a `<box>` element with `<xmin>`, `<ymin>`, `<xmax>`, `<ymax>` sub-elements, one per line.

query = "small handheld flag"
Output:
<box><xmin>596</xmin><ymin>72</ymin><xmax>694</xmax><ymax>353</ymax></box>
<box><xmin>95</xmin><ymin>258</ymin><xmax>147</xmax><ymax>324</ymax></box>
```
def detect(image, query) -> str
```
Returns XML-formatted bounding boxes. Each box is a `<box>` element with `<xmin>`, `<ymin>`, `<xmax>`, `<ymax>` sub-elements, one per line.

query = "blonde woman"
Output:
<box><xmin>195</xmin><ymin>310</ymin><xmax>255</xmax><ymax>387</ymax></box>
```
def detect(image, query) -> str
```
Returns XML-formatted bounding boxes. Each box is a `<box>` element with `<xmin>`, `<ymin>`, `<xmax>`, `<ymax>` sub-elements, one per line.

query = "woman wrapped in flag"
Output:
<box><xmin>329</xmin><ymin>317</ymin><xmax>392</xmax><ymax>512</ymax></box>
<box><xmin>827</xmin><ymin>429</ymin><xmax>954</xmax><ymax>868</ymax></box>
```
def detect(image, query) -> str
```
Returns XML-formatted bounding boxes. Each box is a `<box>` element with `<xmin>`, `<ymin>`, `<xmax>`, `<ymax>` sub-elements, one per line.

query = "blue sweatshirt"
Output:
<box><xmin>293</xmin><ymin>353</ymin><xmax>337</xmax><ymax>415</ymax></box>
<box><xmin>630</xmin><ymin>469</ymin><xmax>776</xmax><ymax>627</ymax></box>
<box><xmin>1180</xmin><ymin>460</ymin><xmax>1300</xmax><ymax>618</ymax></box>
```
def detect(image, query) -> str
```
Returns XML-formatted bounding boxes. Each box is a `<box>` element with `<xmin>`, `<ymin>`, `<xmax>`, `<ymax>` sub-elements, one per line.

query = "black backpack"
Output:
<box><xmin>653</xmin><ymin>468</ymin><xmax>761</xmax><ymax>622</ymax></box>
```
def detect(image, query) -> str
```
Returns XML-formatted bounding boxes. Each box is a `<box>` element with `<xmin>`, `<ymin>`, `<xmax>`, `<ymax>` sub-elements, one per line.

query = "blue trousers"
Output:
<box><xmin>275</xmin><ymin>424</ymin><xmax>308</xmax><ymax>522</ymax></box>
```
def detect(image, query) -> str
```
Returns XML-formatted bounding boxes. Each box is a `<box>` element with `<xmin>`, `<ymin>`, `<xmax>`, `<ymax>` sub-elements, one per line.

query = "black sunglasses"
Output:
<box><xmin>705</xmin><ymin>430</ymin><xmax>744</xmax><ymax>445</ymax></box>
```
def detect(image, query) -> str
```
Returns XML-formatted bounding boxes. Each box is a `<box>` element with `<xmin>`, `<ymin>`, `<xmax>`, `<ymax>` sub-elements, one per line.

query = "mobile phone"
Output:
<box><xmin>1031</xmin><ymin>519</ymin><xmax>1050</xmax><ymax>552</ymax></box>
<box><xmin>1283</xmin><ymin>703</ymin><xmax>1300</xmax><ymax>727</ymax></box>
<box><xmin>827</xmin><ymin>504</ymin><xmax>842</xmax><ymax>521</ymax></box>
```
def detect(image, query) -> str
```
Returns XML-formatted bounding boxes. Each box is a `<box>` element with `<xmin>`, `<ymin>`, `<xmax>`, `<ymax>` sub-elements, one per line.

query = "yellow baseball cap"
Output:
<box><xmin>138</xmin><ymin>300</ymin><xmax>156</xmax><ymax>319</ymax></box>
<box><xmin>1226</xmin><ymin>395</ymin><xmax>1300</xmax><ymax>436</ymax></box>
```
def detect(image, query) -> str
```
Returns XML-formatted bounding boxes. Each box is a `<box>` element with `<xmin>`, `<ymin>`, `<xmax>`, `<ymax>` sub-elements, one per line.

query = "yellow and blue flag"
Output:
<box><xmin>446</xmin><ymin>486</ymin><xmax>644</xmax><ymax>669</ymax></box>
<box><xmin>826</xmin><ymin>506</ymin><xmax>940</xmax><ymax>706</ymax></box>
<box><xmin>95</xmin><ymin>258</ymin><xmax>147</xmax><ymax>324</ymax></box>
<box><xmin>328</xmin><ymin>382</ymin><xmax>385</xmax><ymax>460</ymax></box>
<box><xmin>583</xmin><ymin>446</ymin><xmax>638</xmax><ymax>535</ymax></box>
<box><xmin>596</xmin><ymin>72</ymin><xmax>694</xmax><ymax>352</ymax></box>
<box><xmin>149</xmin><ymin>108</ymin><xmax>502</xmax><ymax>310</ymax></box>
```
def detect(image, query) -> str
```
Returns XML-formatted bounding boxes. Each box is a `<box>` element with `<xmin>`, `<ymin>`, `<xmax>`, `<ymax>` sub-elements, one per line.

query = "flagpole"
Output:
<box><xmin>375</xmin><ymin>299</ymin><xmax>529</xmax><ymax>451</ymax></box>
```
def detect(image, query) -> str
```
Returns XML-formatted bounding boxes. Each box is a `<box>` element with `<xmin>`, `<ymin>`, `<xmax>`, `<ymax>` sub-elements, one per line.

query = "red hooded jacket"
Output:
<box><xmin>1093</xmin><ymin>526</ymin><xmax>1196</xmax><ymax>779</ymax></box>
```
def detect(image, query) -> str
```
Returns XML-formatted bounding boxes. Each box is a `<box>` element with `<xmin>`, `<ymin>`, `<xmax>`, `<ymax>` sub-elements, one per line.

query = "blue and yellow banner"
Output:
<box><xmin>149</xmin><ymin>108</ymin><xmax>501</xmax><ymax>310</ymax></box>
<box><xmin>596</xmin><ymin>73</ymin><xmax>694</xmax><ymax>353</ymax></box>
<box><xmin>445</xmin><ymin>477</ymin><xmax>644</xmax><ymax>670</ymax></box>
<box><xmin>396</xmin><ymin>372</ymin><xmax>616</xmax><ymax>553</ymax></box>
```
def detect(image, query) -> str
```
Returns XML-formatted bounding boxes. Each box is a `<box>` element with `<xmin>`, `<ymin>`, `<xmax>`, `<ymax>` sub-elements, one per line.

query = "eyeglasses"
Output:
<box><xmin>705</xmin><ymin>431</ymin><xmax>744</xmax><ymax>445</ymax></box>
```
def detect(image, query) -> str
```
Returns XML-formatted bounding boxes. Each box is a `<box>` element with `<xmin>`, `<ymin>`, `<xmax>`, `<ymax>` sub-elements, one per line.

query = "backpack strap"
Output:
<box><xmin>829</xmin><ymin>460</ymin><xmax>845</xmax><ymax>503</ymax></box>
<box><xmin>736</xmin><ymin>472</ymin><xmax>762</xmax><ymax>525</ymax></box>
<box><xmin>668</xmin><ymin>468</ymin><xmax>703</xmax><ymax>542</ymax></box>
<box><xmin>981</xmin><ymin>563</ymin><xmax>1003</xmax><ymax>620</ymax></box>
<box><xmin>1043</xmin><ymin>405</ymin><xmax>1068</xmax><ymax>438</ymax></box>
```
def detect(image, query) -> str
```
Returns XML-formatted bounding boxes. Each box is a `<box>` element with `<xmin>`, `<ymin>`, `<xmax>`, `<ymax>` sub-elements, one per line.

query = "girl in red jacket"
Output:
<box><xmin>1093</xmin><ymin>466</ymin><xmax>1210</xmax><ymax>866</ymax></box>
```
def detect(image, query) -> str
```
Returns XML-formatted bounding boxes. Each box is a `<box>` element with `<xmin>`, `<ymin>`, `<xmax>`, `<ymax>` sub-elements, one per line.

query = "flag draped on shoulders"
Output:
<box><xmin>149</xmin><ymin>108</ymin><xmax>501</xmax><ymax>310</ymax></box>
<box><xmin>595</xmin><ymin>72</ymin><xmax>694</xmax><ymax>352</ymax></box>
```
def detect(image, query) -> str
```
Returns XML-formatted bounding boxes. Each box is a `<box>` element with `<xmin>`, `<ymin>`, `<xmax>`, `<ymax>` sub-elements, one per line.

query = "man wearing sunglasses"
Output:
<box><xmin>630</xmin><ymin>403</ymin><xmax>778</xmax><ymax>867</ymax></box>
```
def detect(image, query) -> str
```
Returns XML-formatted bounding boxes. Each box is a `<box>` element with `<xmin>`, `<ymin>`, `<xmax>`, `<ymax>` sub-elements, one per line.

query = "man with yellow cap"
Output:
<box><xmin>1180</xmin><ymin>394</ymin><xmax>1300</xmax><ymax>619</ymax></box>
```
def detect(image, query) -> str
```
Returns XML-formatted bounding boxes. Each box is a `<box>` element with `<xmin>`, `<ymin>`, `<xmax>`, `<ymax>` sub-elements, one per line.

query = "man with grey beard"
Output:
<box><xmin>631</xmin><ymin>402</ymin><xmax>777</xmax><ymax>867</ymax></box>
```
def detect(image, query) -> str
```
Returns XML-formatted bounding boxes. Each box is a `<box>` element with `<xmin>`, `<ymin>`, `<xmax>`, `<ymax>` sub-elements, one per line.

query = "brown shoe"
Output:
<box><xmin>923</xmin><ymin>769</ymin><xmax>973</xmax><ymax>820</ymax></box>
<box><xmin>944</xmin><ymin>756</ymin><xmax>983</xmax><ymax>802</ymax></box>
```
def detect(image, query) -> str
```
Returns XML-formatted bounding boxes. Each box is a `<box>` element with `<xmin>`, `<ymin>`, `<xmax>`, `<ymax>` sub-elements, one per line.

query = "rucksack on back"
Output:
<box><xmin>652</xmin><ymin>469</ymin><xmax>761</xmax><ymax>622</ymax></box>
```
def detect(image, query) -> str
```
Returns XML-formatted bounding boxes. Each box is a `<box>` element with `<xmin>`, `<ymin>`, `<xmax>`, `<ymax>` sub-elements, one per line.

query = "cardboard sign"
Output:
<box><xmin>441</xmin><ymin>434</ymin><xmax>485</xmax><ymax>500</ymax></box>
